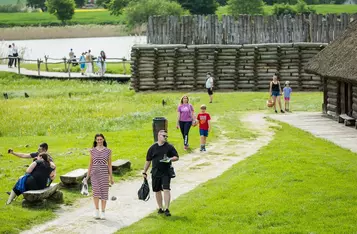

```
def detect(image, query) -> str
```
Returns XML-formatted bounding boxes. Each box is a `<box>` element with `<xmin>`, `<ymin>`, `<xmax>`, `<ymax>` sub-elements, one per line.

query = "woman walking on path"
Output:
<box><xmin>269</xmin><ymin>75</ymin><xmax>284</xmax><ymax>113</ymax></box>
<box><xmin>177</xmin><ymin>95</ymin><xmax>195</xmax><ymax>150</ymax></box>
<box><xmin>85</xmin><ymin>133</ymin><xmax>114</xmax><ymax>220</ymax></box>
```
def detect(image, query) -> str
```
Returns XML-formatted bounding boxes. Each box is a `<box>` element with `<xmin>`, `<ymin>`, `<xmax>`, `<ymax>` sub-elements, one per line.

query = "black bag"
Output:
<box><xmin>138</xmin><ymin>178</ymin><xmax>150</xmax><ymax>201</ymax></box>
<box><xmin>169</xmin><ymin>165</ymin><xmax>176</xmax><ymax>178</ymax></box>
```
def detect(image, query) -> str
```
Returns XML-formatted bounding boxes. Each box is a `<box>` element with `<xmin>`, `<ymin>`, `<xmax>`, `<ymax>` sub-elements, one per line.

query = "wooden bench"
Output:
<box><xmin>23</xmin><ymin>183</ymin><xmax>59</xmax><ymax>202</ymax></box>
<box><xmin>338</xmin><ymin>114</ymin><xmax>355</xmax><ymax>126</ymax></box>
<box><xmin>60</xmin><ymin>168</ymin><xmax>87</xmax><ymax>185</ymax></box>
<box><xmin>112</xmin><ymin>159</ymin><xmax>131</xmax><ymax>174</ymax></box>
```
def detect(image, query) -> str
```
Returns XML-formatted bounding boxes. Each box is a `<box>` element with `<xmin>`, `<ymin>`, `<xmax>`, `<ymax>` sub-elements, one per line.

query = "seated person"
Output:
<box><xmin>6</xmin><ymin>153</ymin><xmax>56</xmax><ymax>205</ymax></box>
<box><xmin>8</xmin><ymin>143</ymin><xmax>56</xmax><ymax>184</ymax></box>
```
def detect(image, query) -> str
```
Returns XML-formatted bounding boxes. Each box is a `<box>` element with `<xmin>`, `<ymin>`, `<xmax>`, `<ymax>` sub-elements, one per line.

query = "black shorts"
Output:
<box><xmin>207</xmin><ymin>88</ymin><xmax>213</xmax><ymax>95</ymax></box>
<box><xmin>152</xmin><ymin>175</ymin><xmax>171</xmax><ymax>192</ymax></box>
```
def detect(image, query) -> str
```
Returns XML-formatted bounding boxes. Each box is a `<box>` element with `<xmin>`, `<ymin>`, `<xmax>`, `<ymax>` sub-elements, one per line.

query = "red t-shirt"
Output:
<box><xmin>197</xmin><ymin>113</ymin><xmax>211</xmax><ymax>130</ymax></box>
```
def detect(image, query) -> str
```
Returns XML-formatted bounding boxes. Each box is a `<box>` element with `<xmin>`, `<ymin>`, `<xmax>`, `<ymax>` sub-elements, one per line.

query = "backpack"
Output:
<box><xmin>138</xmin><ymin>178</ymin><xmax>150</xmax><ymax>201</ymax></box>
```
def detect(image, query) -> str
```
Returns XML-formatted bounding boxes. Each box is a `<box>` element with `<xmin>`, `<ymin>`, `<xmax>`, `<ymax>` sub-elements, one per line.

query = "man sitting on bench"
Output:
<box><xmin>8</xmin><ymin>143</ymin><xmax>56</xmax><ymax>185</ymax></box>
<box><xmin>6</xmin><ymin>153</ymin><xmax>56</xmax><ymax>205</ymax></box>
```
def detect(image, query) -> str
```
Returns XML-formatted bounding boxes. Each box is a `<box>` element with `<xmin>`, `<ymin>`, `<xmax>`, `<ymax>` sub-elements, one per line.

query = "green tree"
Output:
<box><xmin>96</xmin><ymin>0</ymin><xmax>111</xmax><ymax>8</ymax></box>
<box><xmin>228</xmin><ymin>0</ymin><xmax>264</xmax><ymax>16</ymax></box>
<box><xmin>108</xmin><ymin>0</ymin><xmax>130</xmax><ymax>15</ymax></box>
<box><xmin>26</xmin><ymin>0</ymin><xmax>46</xmax><ymax>11</ymax></box>
<box><xmin>46</xmin><ymin>0</ymin><xmax>75</xmax><ymax>23</ymax></box>
<box><xmin>123</xmin><ymin>0</ymin><xmax>188</xmax><ymax>27</ymax></box>
<box><xmin>177</xmin><ymin>0</ymin><xmax>218</xmax><ymax>15</ymax></box>
<box><xmin>216</xmin><ymin>0</ymin><xmax>228</xmax><ymax>5</ymax></box>
<box><xmin>75</xmin><ymin>0</ymin><xmax>85</xmax><ymax>8</ymax></box>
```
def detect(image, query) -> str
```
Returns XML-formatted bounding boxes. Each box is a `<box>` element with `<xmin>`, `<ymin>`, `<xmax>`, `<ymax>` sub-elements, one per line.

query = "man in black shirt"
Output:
<box><xmin>8</xmin><ymin>143</ymin><xmax>56</xmax><ymax>182</ymax></box>
<box><xmin>143</xmin><ymin>130</ymin><xmax>179</xmax><ymax>217</ymax></box>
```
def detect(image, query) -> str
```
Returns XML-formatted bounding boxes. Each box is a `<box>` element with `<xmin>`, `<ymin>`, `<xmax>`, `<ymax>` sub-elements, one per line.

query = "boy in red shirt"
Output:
<box><xmin>197</xmin><ymin>104</ymin><xmax>211</xmax><ymax>152</ymax></box>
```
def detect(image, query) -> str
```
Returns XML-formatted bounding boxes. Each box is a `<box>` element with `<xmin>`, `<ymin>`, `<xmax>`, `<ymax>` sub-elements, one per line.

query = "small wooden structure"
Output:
<box><xmin>305</xmin><ymin>20</ymin><xmax>357</xmax><ymax>127</ymax></box>
<box><xmin>60</xmin><ymin>168</ymin><xmax>88</xmax><ymax>185</ymax></box>
<box><xmin>23</xmin><ymin>183</ymin><xmax>59</xmax><ymax>202</ymax></box>
<box><xmin>112</xmin><ymin>159</ymin><xmax>131</xmax><ymax>174</ymax></box>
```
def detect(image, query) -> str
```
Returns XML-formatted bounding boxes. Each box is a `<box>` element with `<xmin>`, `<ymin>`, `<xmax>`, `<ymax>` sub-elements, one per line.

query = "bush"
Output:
<box><xmin>0</xmin><ymin>4</ymin><xmax>24</xmax><ymax>13</ymax></box>
<box><xmin>123</xmin><ymin>0</ymin><xmax>188</xmax><ymax>28</ymax></box>
<box><xmin>272</xmin><ymin>3</ymin><xmax>297</xmax><ymax>16</ymax></box>
<box><xmin>228</xmin><ymin>0</ymin><xmax>264</xmax><ymax>16</ymax></box>
<box><xmin>296</xmin><ymin>0</ymin><xmax>316</xmax><ymax>14</ymax></box>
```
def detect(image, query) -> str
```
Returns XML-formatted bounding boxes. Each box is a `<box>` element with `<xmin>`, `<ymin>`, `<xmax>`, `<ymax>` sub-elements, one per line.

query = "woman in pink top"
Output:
<box><xmin>177</xmin><ymin>95</ymin><xmax>195</xmax><ymax>150</ymax></box>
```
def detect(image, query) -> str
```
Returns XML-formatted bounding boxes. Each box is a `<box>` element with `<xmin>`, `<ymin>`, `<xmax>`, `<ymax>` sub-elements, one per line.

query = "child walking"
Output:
<box><xmin>283</xmin><ymin>81</ymin><xmax>292</xmax><ymax>112</ymax></box>
<box><xmin>197</xmin><ymin>104</ymin><xmax>211</xmax><ymax>152</ymax></box>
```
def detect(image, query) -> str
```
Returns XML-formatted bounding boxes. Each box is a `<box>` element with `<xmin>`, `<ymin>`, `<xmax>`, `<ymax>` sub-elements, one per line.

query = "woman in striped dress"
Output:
<box><xmin>85</xmin><ymin>133</ymin><xmax>114</xmax><ymax>219</ymax></box>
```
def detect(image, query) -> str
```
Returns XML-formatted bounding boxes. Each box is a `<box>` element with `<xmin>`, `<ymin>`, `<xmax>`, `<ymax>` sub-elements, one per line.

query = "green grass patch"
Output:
<box><xmin>0</xmin><ymin>10</ymin><xmax>123</xmax><ymax>27</ymax></box>
<box><xmin>0</xmin><ymin>71</ymin><xmax>322</xmax><ymax>233</ymax></box>
<box><xmin>21</xmin><ymin>62</ymin><xmax>131</xmax><ymax>75</ymax></box>
<box><xmin>118</xmin><ymin>122</ymin><xmax>357</xmax><ymax>233</ymax></box>
<box><xmin>217</xmin><ymin>4</ymin><xmax>357</xmax><ymax>18</ymax></box>
<box><xmin>0</xmin><ymin>0</ymin><xmax>25</xmax><ymax>5</ymax></box>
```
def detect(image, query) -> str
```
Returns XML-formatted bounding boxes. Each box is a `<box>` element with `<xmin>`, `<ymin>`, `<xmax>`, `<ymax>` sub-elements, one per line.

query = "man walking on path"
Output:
<box><xmin>205</xmin><ymin>72</ymin><xmax>214</xmax><ymax>103</ymax></box>
<box><xmin>12</xmin><ymin>43</ymin><xmax>18</xmax><ymax>68</ymax></box>
<box><xmin>142</xmin><ymin>130</ymin><xmax>179</xmax><ymax>217</ymax></box>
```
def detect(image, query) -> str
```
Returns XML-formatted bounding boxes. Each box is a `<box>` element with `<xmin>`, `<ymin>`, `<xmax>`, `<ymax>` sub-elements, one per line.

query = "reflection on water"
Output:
<box><xmin>0</xmin><ymin>36</ymin><xmax>146</xmax><ymax>62</ymax></box>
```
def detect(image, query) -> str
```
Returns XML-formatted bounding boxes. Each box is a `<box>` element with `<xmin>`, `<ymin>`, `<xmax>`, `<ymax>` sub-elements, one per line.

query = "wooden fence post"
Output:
<box><xmin>63</xmin><ymin>57</ymin><xmax>67</xmax><ymax>71</ymax></box>
<box><xmin>44</xmin><ymin>55</ymin><xmax>49</xmax><ymax>72</ymax></box>
<box><xmin>277</xmin><ymin>45</ymin><xmax>282</xmax><ymax>75</ymax></box>
<box><xmin>298</xmin><ymin>46</ymin><xmax>303</xmax><ymax>91</ymax></box>
<box><xmin>173</xmin><ymin>48</ymin><xmax>179</xmax><ymax>90</ymax></box>
<box><xmin>213</xmin><ymin>48</ymin><xmax>219</xmax><ymax>90</ymax></box>
<box><xmin>193</xmin><ymin>47</ymin><xmax>199</xmax><ymax>90</ymax></box>
<box><xmin>234</xmin><ymin>47</ymin><xmax>240</xmax><ymax>90</ymax></box>
<box><xmin>133</xmin><ymin>48</ymin><xmax>141</xmax><ymax>91</ymax></box>
<box><xmin>37</xmin><ymin>59</ymin><xmax>41</xmax><ymax>76</ymax></box>
<box><xmin>253</xmin><ymin>46</ymin><xmax>259</xmax><ymax>91</ymax></box>
<box><xmin>67</xmin><ymin>60</ymin><xmax>71</xmax><ymax>78</ymax></box>
<box><xmin>153</xmin><ymin>48</ymin><xmax>159</xmax><ymax>90</ymax></box>
<box><xmin>122</xmin><ymin>58</ymin><xmax>127</xmax><ymax>75</ymax></box>
<box><xmin>17</xmin><ymin>58</ymin><xmax>20</xmax><ymax>74</ymax></box>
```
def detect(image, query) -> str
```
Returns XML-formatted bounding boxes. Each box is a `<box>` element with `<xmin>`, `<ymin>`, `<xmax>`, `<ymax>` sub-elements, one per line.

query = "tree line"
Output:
<box><xmin>25</xmin><ymin>0</ymin><xmax>349</xmax><ymax>25</ymax></box>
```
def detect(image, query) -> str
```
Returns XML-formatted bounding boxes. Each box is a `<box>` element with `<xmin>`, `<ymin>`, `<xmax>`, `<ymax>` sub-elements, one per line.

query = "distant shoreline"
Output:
<box><xmin>0</xmin><ymin>24</ymin><xmax>146</xmax><ymax>40</ymax></box>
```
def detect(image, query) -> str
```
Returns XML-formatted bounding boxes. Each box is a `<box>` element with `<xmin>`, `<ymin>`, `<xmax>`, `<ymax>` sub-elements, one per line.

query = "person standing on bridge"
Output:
<box><xmin>8</xmin><ymin>44</ymin><xmax>13</xmax><ymax>68</ymax></box>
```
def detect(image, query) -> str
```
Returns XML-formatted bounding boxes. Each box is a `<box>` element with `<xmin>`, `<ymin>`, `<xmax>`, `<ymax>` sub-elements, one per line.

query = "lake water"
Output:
<box><xmin>0</xmin><ymin>36</ymin><xmax>147</xmax><ymax>62</ymax></box>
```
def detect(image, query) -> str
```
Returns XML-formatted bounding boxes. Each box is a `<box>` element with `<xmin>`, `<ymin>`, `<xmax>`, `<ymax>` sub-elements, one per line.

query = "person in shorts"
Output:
<box><xmin>269</xmin><ymin>75</ymin><xmax>284</xmax><ymax>113</ymax></box>
<box><xmin>205</xmin><ymin>72</ymin><xmax>214</xmax><ymax>103</ymax></box>
<box><xmin>197</xmin><ymin>104</ymin><xmax>211</xmax><ymax>152</ymax></box>
<box><xmin>283</xmin><ymin>81</ymin><xmax>292</xmax><ymax>112</ymax></box>
<box><xmin>143</xmin><ymin>130</ymin><xmax>179</xmax><ymax>217</ymax></box>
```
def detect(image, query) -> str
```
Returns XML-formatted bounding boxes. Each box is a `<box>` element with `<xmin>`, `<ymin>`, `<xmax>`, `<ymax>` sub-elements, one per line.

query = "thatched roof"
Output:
<box><xmin>305</xmin><ymin>20</ymin><xmax>357</xmax><ymax>81</ymax></box>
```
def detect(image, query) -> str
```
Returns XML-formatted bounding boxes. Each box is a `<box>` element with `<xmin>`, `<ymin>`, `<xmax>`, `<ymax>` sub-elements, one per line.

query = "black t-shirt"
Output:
<box><xmin>146</xmin><ymin>142</ymin><xmax>179</xmax><ymax>177</ymax></box>
<box><xmin>30</xmin><ymin>152</ymin><xmax>53</xmax><ymax>162</ymax></box>
<box><xmin>31</xmin><ymin>160</ymin><xmax>53</xmax><ymax>189</ymax></box>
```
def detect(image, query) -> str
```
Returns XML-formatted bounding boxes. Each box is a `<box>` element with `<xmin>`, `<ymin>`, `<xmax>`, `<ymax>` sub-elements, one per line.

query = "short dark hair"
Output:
<box><xmin>207</xmin><ymin>72</ymin><xmax>212</xmax><ymax>76</ymax></box>
<box><xmin>39</xmin><ymin>143</ymin><xmax>48</xmax><ymax>151</ymax></box>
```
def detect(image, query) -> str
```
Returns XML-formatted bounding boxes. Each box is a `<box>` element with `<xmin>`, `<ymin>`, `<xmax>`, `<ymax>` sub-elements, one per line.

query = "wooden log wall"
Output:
<box><xmin>130</xmin><ymin>43</ymin><xmax>326</xmax><ymax>92</ymax></box>
<box><xmin>147</xmin><ymin>13</ymin><xmax>357</xmax><ymax>45</ymax></box>
<box><xmin>352</xmin><ymin>85</ymin><xmax>357</xmax><ymax>119</ymax></box>
<box><xmin>326</xmin><ymin>79</ymin><xmax>338</xmax><ymax>118</ymax></box>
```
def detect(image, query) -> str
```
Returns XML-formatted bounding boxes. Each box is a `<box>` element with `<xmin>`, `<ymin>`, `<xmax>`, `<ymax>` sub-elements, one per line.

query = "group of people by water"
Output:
<box><xmin>69</xmin><ymin>48</ymin><xmax>107</xmax><ymax>76</ymax></box>
<box><xmin>7</xmin><ymin>43</ymin><xmax>19</xmax><ymax>68</ymax></box>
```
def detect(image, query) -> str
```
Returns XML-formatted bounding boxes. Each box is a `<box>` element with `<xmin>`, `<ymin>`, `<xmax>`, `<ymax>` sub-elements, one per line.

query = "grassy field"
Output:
<box><xmin>118</xmin><ymin>121</ymin><xmax>357</xmax><ymax>233</ymax></box>
<box><xmin>0</xmin><ymin>71</ymin><xmax>323</xmax><ymax>233</ymax></box>
<box><xmin>0</xmin><ymin>0</ymin><xmax>25</xmax><ymax>5</ymax></box>
<box><xmin>0</xmin><ymin>11</ymin><xmax>124</xmax><ymax>27</ymax></box>
<box><xmin>217</xmin><ymin>4</ymin><xmax>357</xmax><ymax>17</ymax></box>
<box><xmin>21</xmin><ymin>62</ymin><xmax>131</xmax><ymax>75</ymax></box>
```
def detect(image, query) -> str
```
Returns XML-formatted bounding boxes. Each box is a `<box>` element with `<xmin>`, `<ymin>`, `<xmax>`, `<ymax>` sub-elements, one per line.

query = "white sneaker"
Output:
<box><xmin>100</xmin><ymin>212</ymin><xmax>106</xmax><ymax>220</ymax></box>
<box><xmin>94</xmin><ymin>209</ymin><xmax>100</xmax><ymax>219</ymax></box>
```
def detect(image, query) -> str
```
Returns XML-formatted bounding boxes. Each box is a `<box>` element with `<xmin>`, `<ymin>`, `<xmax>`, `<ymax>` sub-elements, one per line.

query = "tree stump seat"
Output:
<box><xmin>60</xmin><ymin>168</ymin><xmax>88</xmax><ymax>185</ymax></box>
<box><xmin>112</xmin><ymin>159</ymin><xmax>131</xmax><ymax>174</ymax></box>
<box><xmin>338</xmin><ymin>114</ymin><xmax>355</xmax><ymax>126</ymax></box>
<box><xmin>23</xmin><ymin>183</ymin><xmax>59</xmax><ymax>202</ymax></box>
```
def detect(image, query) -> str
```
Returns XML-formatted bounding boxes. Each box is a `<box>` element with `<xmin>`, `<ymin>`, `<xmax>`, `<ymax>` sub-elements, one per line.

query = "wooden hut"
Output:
<box><xmin>305</xmin><ymin>20</ymin><xmax>357</xmax><ymax>127</ymax></box>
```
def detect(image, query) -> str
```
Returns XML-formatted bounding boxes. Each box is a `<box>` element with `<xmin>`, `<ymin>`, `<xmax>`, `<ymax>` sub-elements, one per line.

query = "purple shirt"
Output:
<box><xmin>177</xmin><ymin>104</ymin><xmax>194</xmax><ymax>122</ymax></box>
<box><xmin>283</xmin><ymin>87</ymin><xmax>292</xmax><ymax>98</ymax></box>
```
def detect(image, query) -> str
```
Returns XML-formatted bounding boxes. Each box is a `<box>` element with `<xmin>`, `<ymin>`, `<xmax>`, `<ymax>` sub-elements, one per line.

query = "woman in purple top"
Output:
<box><xmin>177</xmin><ymin>95</ymin><xmax>195</xmax><ymax>150</ymax></box>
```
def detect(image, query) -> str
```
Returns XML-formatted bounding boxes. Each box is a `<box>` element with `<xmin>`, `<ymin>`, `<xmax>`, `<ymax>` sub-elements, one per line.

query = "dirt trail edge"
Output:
<box><xmin>22</xmin><ymin>113</ymin><xmax>274</xmax><ymax>234</ymax></box>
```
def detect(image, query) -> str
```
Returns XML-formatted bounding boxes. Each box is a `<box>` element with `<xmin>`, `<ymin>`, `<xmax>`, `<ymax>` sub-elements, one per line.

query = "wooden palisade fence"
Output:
<box><xmin>147</xmin><ymin>13</ymin><xmax>357</xmax><ymax>44</ymax></box>
<box><xmin>130</xmin><ymin>43</ymin><xmax>327</xmax><ymax>92</ymax></box>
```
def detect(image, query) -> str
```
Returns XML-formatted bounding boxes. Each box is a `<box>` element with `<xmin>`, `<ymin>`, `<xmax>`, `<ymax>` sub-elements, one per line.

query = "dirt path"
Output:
<box><xmin>22</xmin><ymin>113</ymin><xmax>275</xmax><ymax>234</ymax></box>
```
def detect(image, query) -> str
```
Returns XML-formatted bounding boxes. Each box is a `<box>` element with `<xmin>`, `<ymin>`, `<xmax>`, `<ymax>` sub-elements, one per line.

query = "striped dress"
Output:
<box><xmin>90</xmin><ymin>147</ymin><xmax>111</xmax><ymax>200</ymax></box>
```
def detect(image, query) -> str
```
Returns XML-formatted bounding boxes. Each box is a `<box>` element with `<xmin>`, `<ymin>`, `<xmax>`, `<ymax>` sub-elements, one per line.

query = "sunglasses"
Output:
<box><xmin>161</xmin><ymin>135</ymin><xmax>168</xmax><ymax>138</ymax></box>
